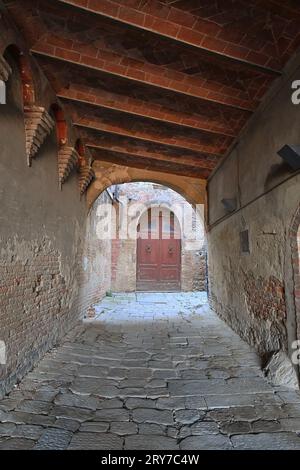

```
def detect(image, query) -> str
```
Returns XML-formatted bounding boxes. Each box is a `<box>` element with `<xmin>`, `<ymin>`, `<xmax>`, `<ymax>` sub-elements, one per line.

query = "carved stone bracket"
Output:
<box><xmin>24</xmin><ymin>106</ymin><xmax>55</xmax><ymax>166</ymax></box>
<box><xmin>58</xmin><ymin>146</ymin><xmax>79</xmax><ymax>188</ymax></box>
<box><xmin>0</xmin><ymin>54</ymin><xmax>12</xmax><ymax>82</ymax></box>
<box><xmin>78</xmin><ymin>164</ymin><xmax>95</xmax><ymax>195</ymax></box>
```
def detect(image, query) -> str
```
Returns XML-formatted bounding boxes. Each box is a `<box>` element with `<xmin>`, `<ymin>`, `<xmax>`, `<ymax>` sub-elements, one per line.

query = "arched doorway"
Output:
<box><xmin>136</xmin><ymin>207</ymin><xmax>181</xmax><ymax>292</ymax></box>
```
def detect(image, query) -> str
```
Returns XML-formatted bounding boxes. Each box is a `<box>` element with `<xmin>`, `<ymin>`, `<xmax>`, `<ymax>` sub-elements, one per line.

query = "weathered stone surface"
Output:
<box><xmin>264</xmin><ymin>352</ymin><xmax>299</xmax><ymax>390</ymax></box>
<box><xmin>138</xmin><ymin>423</ymin><xmax>165</xmax><ymax>435</ymax></box>
<box><xmin>125</xmin><ymin>398</ymin><xmax>156</xmax><ymax>409</ymax></box>
<box><xmin>110</xmin><ymin>422</ymin><xmax>138</xmax><ymax>435</ymax></box>
<box><xmin>53</xmin><ymin>418</ymin><xmax>80</xmax><ymax>432</ymax></box>
<box><xmin>175</xmin><ymin>409</ymin><xmax>203</xmax><ymax>425</ymax></box>
<box><xmin>231</xmin><ymin>433</ymin><xmax>300</xmax><ymax>450</ymax></box>
<box><xmin>68</xmin><ymin>432</ymin><xmax>123</xmax><ymax>450</ymax></box>
<box><xmin>80</xmin><ymin>422</ymin><xmax>109</xmax><ymax>433</ymax></box>
<box><xmin>125</xmin><ymin>435</ymin><xmax>177</xmax><ymax>450</ymax></box>
<box><xmin>132</xmin><ymin>408</ymin><xmax>174</xmax><ymax>425</ymax></box>
<box><xmin>50</xmin><ymin>405</ymin><xmax>94</xmax><ymax>422</ymax></box>
<box><xmin>1</xmin><ymin>292</ymin><xmax>300</xmax><ymax>450</ymax></box>
<box><xmin>34</xmin><ymin>429</ymin><xmax>73</xmax><ymax>450</ymax></box>
<box><xmin>54</xmin><ymin>393</ymin><xmax>99</xmax><ymax>410</ymax></box>
<box><xmin>180</xmin><ymin>434</ymin><xmax>232</xmax><ymax>450</ymax></box>
<box><xmin>70</xmin><ymin>378</ymin><xmax>118</xmax><ymax>397</ymax></box>
<box><xmin>16</xmin><ymin>400</ymin><xmax>52</xmax><ymax>415</ymax></box>
<box><xmin>95</xmin><ymin>408</ymin><xmax>129</xmax><ymax>422</ymax></box>
<box><xmin>0</xmin><ymin>437</ymin><xmax>35</xmax><ymax>450</ymax></box>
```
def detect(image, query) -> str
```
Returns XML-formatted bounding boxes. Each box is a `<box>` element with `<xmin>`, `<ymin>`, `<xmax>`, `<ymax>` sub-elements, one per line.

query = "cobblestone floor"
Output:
<box><xmin>1</xmin><ymin>292</ymin><xmax>300</xmax><ymax>450</ymax></box>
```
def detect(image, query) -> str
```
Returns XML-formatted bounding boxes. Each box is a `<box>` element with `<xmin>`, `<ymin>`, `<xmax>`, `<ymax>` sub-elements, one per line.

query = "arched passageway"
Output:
<box><xmin>1</xmin><ymin>0</ymin><xmax>300</xmax><ymax>452</ymax></box>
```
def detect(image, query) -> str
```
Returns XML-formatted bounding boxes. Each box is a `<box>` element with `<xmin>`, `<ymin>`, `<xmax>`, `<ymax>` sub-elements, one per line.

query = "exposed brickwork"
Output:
<box><xmin>24</xmin><ymin>105</ymin><xmax>55</xmax><ymax>166</ymax></box>
<box><xmin>209</xmin><ymin>275</ymin><xmax>288</xmax><ymax>356</ymax></box>
<box><xmin>0</xmin><ymin>237</ymin><xmax>81</xmax><ymax>397</ymax></box>
<box><xmin>56</xmin><ymin>0</ymin><xmax>300</xmax><ymax>71</ymax></box>
<box><xmin>78</xmin><ymin>191</ymin><xmax>112</xmax><ymax>311</ymax></box>
<box><xmin>57</xmin><ymin>146</ymin><xmax>79</xmax><ymax>188</ymax></box>
<box><xmin>58</xmin><ymin>85</ymin><xmax>241</xmax><ymax>137</ymax></box>
<box><xmin>78</xmin><ymin>164</ymin><xmax>95</xmax><ymax>196</ymax></box>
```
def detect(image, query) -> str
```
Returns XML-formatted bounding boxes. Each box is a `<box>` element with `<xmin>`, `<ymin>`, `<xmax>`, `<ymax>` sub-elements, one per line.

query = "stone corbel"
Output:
<box><xmin>24</xmin><ymin>106</ymin><xmax>55</xmax><ymax>166</ymax></box>
<box><xmin>58</xmin><ymin>146</ymin><xmax>79</xmax><ymax>189</ymax></box>
<box><xmin>78</xmin><ymin>163</ymin><xmax>95</xmax><ymax>195</ymax></box>
<box><xmin>0</xmin><ymin>54</ymin><xmax>12</xmax><ymax>82</ymax></box>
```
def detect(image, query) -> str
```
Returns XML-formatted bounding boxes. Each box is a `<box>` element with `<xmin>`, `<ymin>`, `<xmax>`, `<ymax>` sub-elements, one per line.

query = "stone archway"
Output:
<box><xmin>86</xmin><ymin>161</ymin><xmax>207</xmax><ymax>209</ymax></box>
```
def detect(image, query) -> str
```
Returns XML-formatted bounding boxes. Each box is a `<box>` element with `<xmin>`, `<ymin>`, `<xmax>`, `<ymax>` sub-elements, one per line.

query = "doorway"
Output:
<box><xmin>136</xmin><ymin>208</ymin><xmax>181</xmax><ymax>291</ymax></box>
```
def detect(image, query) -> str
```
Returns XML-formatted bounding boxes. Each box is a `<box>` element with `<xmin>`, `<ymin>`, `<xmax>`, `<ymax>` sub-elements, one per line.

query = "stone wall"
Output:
<box><xmin>0</xmin><ymin>32</ymin><xmax>110</xmax><ymax>397</ymax></box>
<box><xmin>110</xmin><ymin>183</ymin><xmax>207</xmax><ymax>292</ymax></box>
<box><xmin>78</xmin><ymin>192</ymin><xmax>112</xmax><ymax>313</ymax></box>
<box><xmin>207</xmin><ymin>55</ymin><xmax>300</xmax><ymax>369</ymax></box>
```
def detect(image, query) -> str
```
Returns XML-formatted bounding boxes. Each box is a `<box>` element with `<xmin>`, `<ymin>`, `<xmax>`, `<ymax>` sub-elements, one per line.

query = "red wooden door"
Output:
<box><xmin>137</xmin><ymin>209</ymin><xmax>181</xmax><ymax>291</ymax></box>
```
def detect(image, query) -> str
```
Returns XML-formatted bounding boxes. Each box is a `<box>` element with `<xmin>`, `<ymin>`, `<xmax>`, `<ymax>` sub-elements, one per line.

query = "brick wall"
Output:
<box><xmin>77</xmin><ymin>192</ymin><xmax>112</xmax><ymax>313</ymax></box>
<box><xmin>0</xmin><ymin>29</ymin><xmax>111</xmax><ymax>397</ymax></box>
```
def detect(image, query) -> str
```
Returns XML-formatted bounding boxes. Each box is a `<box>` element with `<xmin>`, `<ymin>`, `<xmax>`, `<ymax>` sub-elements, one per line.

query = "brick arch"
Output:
<box><xmin>87</xmin><ymin>162</ymin><xmax>206</xmax><ymax>210</ymax></box>
<box><xmin>290</xmin><ymin>204</ymin><xmax>300</xmax><ymax>338</ymax></box>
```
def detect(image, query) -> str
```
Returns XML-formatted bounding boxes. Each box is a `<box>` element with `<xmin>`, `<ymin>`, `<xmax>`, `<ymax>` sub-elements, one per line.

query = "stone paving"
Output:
<box><xmin>1</xmin><ymin>292</ymin><xmax>300</xmax><ymax>450</ymax></box>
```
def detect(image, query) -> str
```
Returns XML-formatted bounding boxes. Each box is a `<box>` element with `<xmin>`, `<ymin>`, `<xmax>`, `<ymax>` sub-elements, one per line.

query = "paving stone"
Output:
<box><xmin>34</xmin><ymin>428</ymin><xmax>73</xmax><ymax>450</ymax></box>
<box><xmin>125</xmin><ymin>398</ymin><xmax>156</xmax><ymax>409</ymax></box>
<box><xmin>152</xmin><ymin>369</ymin><xmax>177</xmax><ymax>379</ymax></box>
<box><xmin>16</xmin><ymin>400</ymin><xmax>52</xmax><ymax>415</ymax></box>
<box><xmin>0</xmin><ymin>422</ymin><xmax>17</xmax><ymax>436</ymax></box>
<box><xmin>251</xmin><ymin>420</ymin><xmax>282</xmax><ymax>433</ymax></box>
<box><xmin>132</xmin><ymin>408</ymin><xmax>174</xmax><ymax>425</ymax></box>
<box><xmin>125</xmin><ymin>435</ymin><xmax>177</xmax><ymax>450</ymax></box>
<box><xmin>77</xmin><ymin>365</ymin><xmax>108</xmax><ymax>378</ymax></box>
<box><xmin>138</xmin><ymin>423</ymin><xmax>165</xmax><ymax>435</ymax></box>
<box><xmin>12</xmin><ymin>424</ymin><xmax>44</xmax><ymax>440</ymax></box>
<box><xmin>175</xmin><ymin>409</ymin><xmax>204</xmax><ymax>425</ymax></box>
<box><xmin>95</xmin><ymin>408</ymin><xmax>129</xmax><ymax>422</ymax></box>
<box><xmin>70</xmin><ymin>378</ymin><xmax>118</xmax><ymax>397</ymax></box>
<box><xmin>68</xmin><ymin>432</ymin><xmax>123</xmax><ymax>450</ymax></box>
<box><xmin>156</xmin><ymin>397</ymin><xmax>186</xmax><ymax>410</ymax></box>
<box><xmin>231</xmin><ymin>432</ymin><xmax>300</xmax><ymax>450</ymax></box>
<box><xmin>110</xmin><ymin>422</ymin><xmax>138</xmax><ymax>435</ymax></box>
<box><xmin>53</xmin><ymin>418</ymin><xmax>81</xmax><ymax>432</ymax></box>
<box><xmin>97</xmin><ymin>398</ymin><xmax>124</xmax><ymax>409</ymax></box>
<box><xmin>54</xmin><ymin>393</ymin><xmax>99</xmax><ymax>410</ymax></box>
<box><xmin>50</xmin><ymin>405</ymin><xmax>94</xmax><ymax>422</ymax></box>
<box><xmin>1</xmin><ymin>292</ymin><xmax>300</xmax><ymax>450</ymax></box>
<box><xmin>189</xmin><ymin>420</ymin><xmax>220</xmax><ymax>435</ymax></box>
<box><xmin>0</xmin><ymin>437</ymin><xmax>35</xmax><ymax>450</ymax></box>
<box><xmin>79</xmin><ymin>422</ymin><xmax>110</xmax><ymax>433</ymax></box>
<box><xmin>220</xmin><ymin>421</ymin><xmax>252</xmax><ymax>435</ymax></box>
<box><xmin>180</xmin><ymin>434</ymin><xmax>232</xmax><ymax>450</ymax></box>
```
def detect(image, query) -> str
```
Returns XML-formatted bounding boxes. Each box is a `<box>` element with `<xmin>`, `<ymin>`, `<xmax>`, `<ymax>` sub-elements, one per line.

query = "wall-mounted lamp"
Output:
<box><xmin>221</xmin><ymin>198</ymin><xmax>237</xmax><ymax>213</ymax></box>
<box><xmin>277</xmin><ymin>145</ymin><xmax>300</xmax><ymax>170</ymax></box>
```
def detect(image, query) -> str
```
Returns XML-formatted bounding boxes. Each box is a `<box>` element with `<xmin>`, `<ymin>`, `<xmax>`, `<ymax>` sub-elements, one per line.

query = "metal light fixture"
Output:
<box><xmin>277</xmin><ymin>145</ymin><xmax>300</xmax><ymax>170</ymax></box>
<box><xmin>221</xmin><ymin>198</ymin><xmax>237</xmax><ymax>213</ymax></box>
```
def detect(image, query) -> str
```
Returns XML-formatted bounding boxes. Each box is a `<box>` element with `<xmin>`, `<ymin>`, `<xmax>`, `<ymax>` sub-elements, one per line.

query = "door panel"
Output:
<box><xmin>137</xmin><ymin>209</ymin><xmax>181</xmax><ymax>291</ymax></box>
